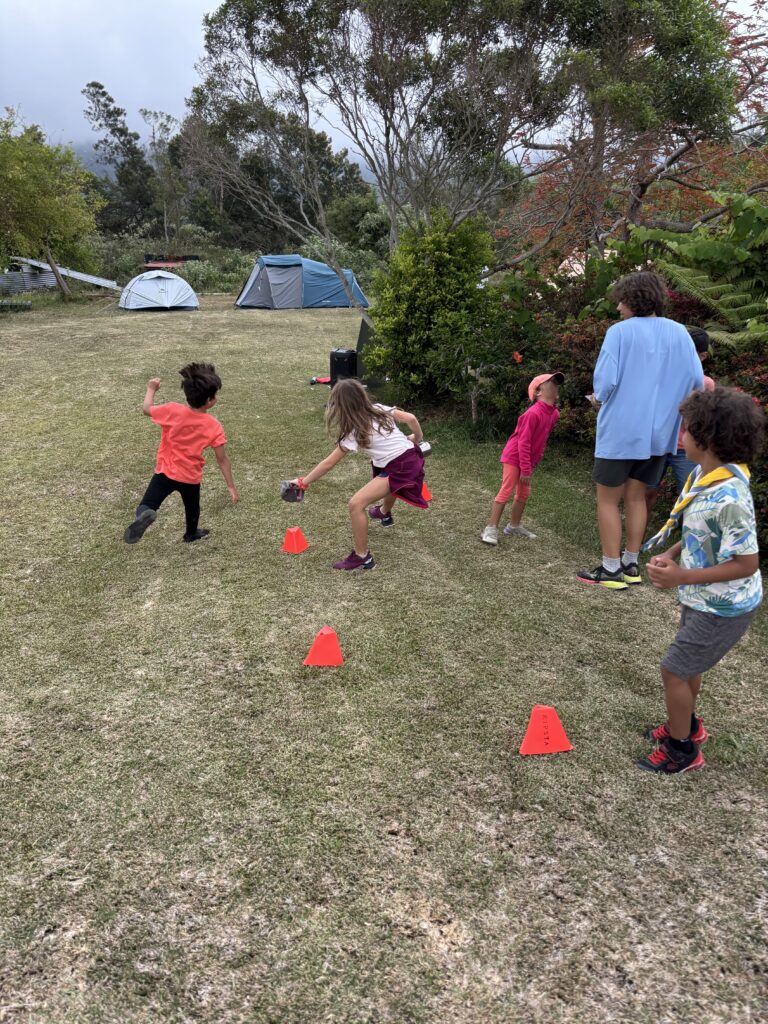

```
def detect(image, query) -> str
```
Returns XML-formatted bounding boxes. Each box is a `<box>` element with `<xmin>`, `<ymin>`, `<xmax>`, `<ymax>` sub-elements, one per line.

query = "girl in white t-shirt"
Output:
<box><xmin>291</xmin><ymin>379</ymin><xmax>427</xmax><ymax>570</ymax></box>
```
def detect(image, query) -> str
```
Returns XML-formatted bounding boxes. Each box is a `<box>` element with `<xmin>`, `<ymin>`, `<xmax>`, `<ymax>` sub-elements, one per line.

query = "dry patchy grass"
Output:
<box><xmin>1</xmin><ymin>296</ymin><xmax>766</xmax><ymax>1023</ymax></box>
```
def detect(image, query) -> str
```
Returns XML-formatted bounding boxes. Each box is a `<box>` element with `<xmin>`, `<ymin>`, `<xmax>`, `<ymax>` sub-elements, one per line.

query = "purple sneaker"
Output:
<box><xmin>368</xmin><ymin>505</ymin><xmax>394</xmax><ymax>527</ymax></box>
<box><xmin>332</xmin><ymin>550</ymin><xmax>376</xmax><ymax>571</ymax></box>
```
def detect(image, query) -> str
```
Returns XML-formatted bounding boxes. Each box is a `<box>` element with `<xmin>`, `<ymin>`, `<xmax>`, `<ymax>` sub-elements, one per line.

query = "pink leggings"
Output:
<box><xmin>495</xmin><ymin>464</ymin><xmax>531</xmax><ymax>504</ymax></box>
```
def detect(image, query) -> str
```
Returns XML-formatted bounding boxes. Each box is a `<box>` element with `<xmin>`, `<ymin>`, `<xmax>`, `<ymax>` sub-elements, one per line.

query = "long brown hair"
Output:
<box><xmin>326</xmin><ymin>378</ymin><xmax>394</xmax><ymax>448</ymax></box>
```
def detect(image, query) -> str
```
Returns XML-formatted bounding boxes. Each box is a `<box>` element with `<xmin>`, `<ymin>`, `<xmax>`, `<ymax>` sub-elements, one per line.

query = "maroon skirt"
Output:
<box><xmin>372</xmin><ymin>445</ymin><xmax>428</xmax><ymax>508</ymax></box>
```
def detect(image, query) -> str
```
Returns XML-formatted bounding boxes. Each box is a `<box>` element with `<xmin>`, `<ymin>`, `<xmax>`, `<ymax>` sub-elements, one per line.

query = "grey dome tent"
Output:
<box><xmin>119</xmin><ymin>270</ymin><xmax>199</xmax><ymax>311</ymax></box>
<box><xmin>235</xmin><ymin>255</ymin><xmax>368</xmax><ymax>309</ymax></box>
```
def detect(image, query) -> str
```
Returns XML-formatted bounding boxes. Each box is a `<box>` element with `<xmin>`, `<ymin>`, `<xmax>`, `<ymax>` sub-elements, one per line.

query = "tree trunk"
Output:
<box><xmin>322</xmin><ymin>244</ymin><xmax>374</xmax><ymax>328</ymax></box>
<box><xmin>586</xmin><ymin>108</ymin><xmax>607</xmax><ymax>254</ymax></box>
<box><xmin>44</xmin><ymin>246</ymin><xmax>72</xmax><ymax>300</ymax></box>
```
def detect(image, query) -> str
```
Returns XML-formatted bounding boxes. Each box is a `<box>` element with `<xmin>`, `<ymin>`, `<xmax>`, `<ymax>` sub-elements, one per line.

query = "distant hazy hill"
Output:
<box><xmin>68</xmin><ymin>141</ymin><xmax>114</xmax><ymax>179</ymax></box>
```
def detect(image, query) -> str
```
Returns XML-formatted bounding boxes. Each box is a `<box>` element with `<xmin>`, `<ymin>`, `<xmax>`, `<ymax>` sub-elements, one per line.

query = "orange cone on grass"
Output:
<box><xmin>303</xmin><ymin>626</ymin><xmax>344</xmax><ymax>667</ymax></box>
<box><xmin>282</xmin><ymin>526</ymin><xmax>309</xmax><ymax>554</ymax></box>
<box><xmin>519</xmin><ymin>704</ymin><xmax>573</xmax><ymax>755</ymax></box>
<box><xmin>422</xmin><ymin>481</ymin><xmax>433</xmax><ymax>501</ymax></box>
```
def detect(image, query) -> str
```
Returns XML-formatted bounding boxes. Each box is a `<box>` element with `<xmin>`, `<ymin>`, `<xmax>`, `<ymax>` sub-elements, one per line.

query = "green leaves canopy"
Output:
<box><xmin>0</xmin><ymin>114</ymin><xmax>101</xmax><ymax>270</ymax></box>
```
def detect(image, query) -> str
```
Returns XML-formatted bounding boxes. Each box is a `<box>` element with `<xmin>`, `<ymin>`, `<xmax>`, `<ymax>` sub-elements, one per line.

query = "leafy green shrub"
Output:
<box><xmin>90</xmin><ymin>228</ymin><xmax>255</xmax><ymax>292</ymax></box>
<box><xmin>173</xmin><ymin>251</ymin><xmax>255</xmax><ymax>293</ymax></box>
<box><xmin>88</xmin><ymin>232</ymin><xmax>153</xmax><ymax>283</ymax></box>
<box><xmin>368</xmin><ymin>212</ymin><xmax>508</xmax><ymax>411</ymax></box>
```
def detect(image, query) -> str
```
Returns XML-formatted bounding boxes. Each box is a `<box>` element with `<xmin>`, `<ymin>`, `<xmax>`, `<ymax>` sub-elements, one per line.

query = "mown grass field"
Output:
<box><xmin>1</xmin><ymin>294</ymin><xmax>766</xmax><ymax>1024</ymax></box>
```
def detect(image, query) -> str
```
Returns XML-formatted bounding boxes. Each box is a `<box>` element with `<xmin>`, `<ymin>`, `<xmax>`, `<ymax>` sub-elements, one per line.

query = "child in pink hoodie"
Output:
<box><xmin>481</xmin><ymin>372</ymin><xmax>563</xmax><ymax>545</ymax></box>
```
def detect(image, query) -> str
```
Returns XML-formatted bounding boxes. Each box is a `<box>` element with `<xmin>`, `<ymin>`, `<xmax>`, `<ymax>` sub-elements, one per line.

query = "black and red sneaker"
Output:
<box><xmin>643</xmin><ymin>716</ymin><xmax>709</xmax><ymax>745</ymax></box>
<box><xmin>635</xmin><ymin>739</ymin><xmax>705</xmax><ymax>774</ymax></box>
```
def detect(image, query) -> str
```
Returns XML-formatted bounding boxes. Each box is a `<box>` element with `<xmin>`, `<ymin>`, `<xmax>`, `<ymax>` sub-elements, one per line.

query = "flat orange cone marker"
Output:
<box><xmin>303</xmin><ymin>626</ymin><xmax>344</xmax><ymax>667</ymax></box>
<box><xmin>282</xmin><ymin>526</ymin><xmax>309</xmax><ymax>554</ymax></box>
<box><xmin>422</xmin><ymin>481</ymin><xmax>433</xmax><ymax>501</ymax></box>
<box><xmin>519</xmin><ymin>704</ymin><xmax>573</xmax><ymax>755</ymax></box>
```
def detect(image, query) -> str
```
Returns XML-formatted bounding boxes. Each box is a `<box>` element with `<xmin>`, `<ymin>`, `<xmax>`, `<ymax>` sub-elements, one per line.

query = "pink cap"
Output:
<box><xmin>528</xmin><ymin>371</ymin><xmax>564</xmax><ymax>403</ymax></box>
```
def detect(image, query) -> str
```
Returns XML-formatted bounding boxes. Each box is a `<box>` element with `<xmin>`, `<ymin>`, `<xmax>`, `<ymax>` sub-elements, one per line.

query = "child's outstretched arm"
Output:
<box><xmin>393</xmin><ymin>409</ymin><xmax>423</xmax><ymax>445</ymax></box>
<box><xmin>294</xmin><ymin>446</ymin><xmax>348</xmax><ymax>487</ymax></box>
<box><xmin>142</xmin><ymin>378</ymin><xmax>161</xmax><ymax>415</ymax></box>
<box><xmin>214</xmin><ymin>444</ymin><xmax>239</xmax><ymax>503</ymax></box>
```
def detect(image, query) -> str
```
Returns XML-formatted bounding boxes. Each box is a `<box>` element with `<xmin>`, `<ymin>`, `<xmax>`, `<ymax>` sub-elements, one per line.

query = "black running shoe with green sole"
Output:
<box><xmin>622</xmin><ymin>562</ymin><xmax>642</xmax><ymax>585</ymax></box>
<box><xmin>575</xmin><ymin>565</ymin><xmax>628</xmax><ymax>590</ymax></box>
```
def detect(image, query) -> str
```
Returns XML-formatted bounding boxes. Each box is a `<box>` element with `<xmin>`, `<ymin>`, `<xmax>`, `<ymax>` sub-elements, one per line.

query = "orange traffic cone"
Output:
<box><xmin>282</xmin><ymin>526</ymin><xmax>309</xmax><ymax>554</ymax></box>
<box><xmin>519</xmin><ymin>704</ymin><xmax>573</xmax><ymax>755</ymax></box>
<box><xmin>303</xmin><ymin>626</ymin><xmax>344</xmax><ymax>667</ymax></box>
<box><xmin>422</xmin><ymin>481</ymin><xmax>433</xmax><ymax>501</ymax></box>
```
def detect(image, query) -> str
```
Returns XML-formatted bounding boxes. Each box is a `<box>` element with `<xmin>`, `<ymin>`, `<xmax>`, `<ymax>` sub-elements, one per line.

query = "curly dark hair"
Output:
<box><xmin>611</xmin><ymin>271</ymin><xmax>667</xmax><ymax>317</ymax></box>
<box><xmin>680</xmin><ymin>387</ymin><xmax>765</xmax><ymax>464</ymax></box>
<box><xmin>179</xmin><ymin>362</ymin><xmax>221</xmax><ymax>408</ymax></box>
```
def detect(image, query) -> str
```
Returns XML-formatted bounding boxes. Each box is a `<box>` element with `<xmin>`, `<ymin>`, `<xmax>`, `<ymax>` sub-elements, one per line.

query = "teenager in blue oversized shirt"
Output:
<box><xmin>577</xmin><ymin>272</ymin><xmax>704</xmax><ymax>590</ymax></box>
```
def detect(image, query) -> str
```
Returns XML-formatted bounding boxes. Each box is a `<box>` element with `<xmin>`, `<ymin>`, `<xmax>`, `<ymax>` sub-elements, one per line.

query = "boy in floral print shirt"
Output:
<box><xmin>638</xmin><ymin>388</ymin><xmax>764</xmax><ymax>774</ymax></box>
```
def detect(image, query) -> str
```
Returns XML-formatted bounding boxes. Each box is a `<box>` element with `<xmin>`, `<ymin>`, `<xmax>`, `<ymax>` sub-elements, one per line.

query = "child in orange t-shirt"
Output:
<box><xmin>124</xmin><ymin>362</ymin><xmax>238</xmax><ymax>545</ymax></box>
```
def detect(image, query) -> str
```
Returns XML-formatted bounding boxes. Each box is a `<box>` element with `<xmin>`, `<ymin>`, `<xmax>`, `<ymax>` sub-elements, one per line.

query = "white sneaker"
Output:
<box><xmin>481</xmin><ymin>526</ymin><xmax>499</xmax><ymax>545</ymax></box>
<box><xmin>503</xmin><ymin>524</ymin><xmax>537</xmax><ymax>538</ymax></box>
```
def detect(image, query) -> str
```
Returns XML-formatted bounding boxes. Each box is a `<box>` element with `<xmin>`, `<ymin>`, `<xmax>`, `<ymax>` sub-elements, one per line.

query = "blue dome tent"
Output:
<box><xmin>235</xmin><ymin>255</ymin><xmax>368</xmax><ymax>309</ymax></box>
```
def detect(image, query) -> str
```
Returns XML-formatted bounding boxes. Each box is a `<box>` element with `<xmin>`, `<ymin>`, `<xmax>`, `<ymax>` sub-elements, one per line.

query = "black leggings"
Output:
<box><xmin>139</xmin><ymin>473</ymin><xmax>200</xmax><ymax>537</ymax></box>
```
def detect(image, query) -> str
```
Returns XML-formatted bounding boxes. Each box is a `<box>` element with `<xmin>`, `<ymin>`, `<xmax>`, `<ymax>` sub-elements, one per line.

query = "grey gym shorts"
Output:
<box><xmin>593</xmin><ymin>455</ymin><xmax>667</xmax><ymax>487</ymax></box>
<box><xmin>661</xmin><ymin>604</ymin><xmax>758</xmax><ymax>678</ymax></box>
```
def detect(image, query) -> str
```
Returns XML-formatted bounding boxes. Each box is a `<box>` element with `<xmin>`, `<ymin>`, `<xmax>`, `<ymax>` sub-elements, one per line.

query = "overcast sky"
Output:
<box><xmin>0</xmin><ymin>0</ymin><xmax>219</xmax><ymax>146</ymax></box>
<box><xmin>0</xmin><ymin>0</ymin><xmax>757</xmax><ymax>152</ymax></box>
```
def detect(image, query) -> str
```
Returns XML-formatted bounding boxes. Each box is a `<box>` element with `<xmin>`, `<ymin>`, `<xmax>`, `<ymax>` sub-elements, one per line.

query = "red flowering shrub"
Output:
<box><xmin>531</xmin><ymin>313</ymin><xmax>613</xmax><ymax>443</ymax></box>
<box><xmin>709</xmin><ymin>341</ymin><xmax>768</xmax><ymax>554</ymax></box>
<box><xmin>665</xmin><ymin>289</ymin><xmax>712</xmax><ymax>325</ymax></box>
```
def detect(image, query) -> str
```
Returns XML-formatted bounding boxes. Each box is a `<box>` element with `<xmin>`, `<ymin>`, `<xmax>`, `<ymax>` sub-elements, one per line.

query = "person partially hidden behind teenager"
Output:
<box><xmin>638</xmin><ymin>387</ymin><xmax>764</xmax><ymax>774</ymax></box>
<box><xmin>124</xmin><ymin>362</ymin><xmax>238</xmax><ymax>545</ymax></box>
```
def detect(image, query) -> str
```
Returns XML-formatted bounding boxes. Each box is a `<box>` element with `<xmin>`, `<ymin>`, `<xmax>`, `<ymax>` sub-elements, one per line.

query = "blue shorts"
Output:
<box><xmin>648</xmin><ymin>450</ymin><xmax>697</xmax><ymax>493</ymax></box>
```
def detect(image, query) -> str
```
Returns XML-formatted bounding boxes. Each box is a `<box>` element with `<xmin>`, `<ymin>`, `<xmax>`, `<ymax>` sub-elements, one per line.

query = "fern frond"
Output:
<box><xmin>724</xmin><ymin>303</ymin><xmax>768</xmax><ymax>319</ymax></box>
<box><xmin>656</xmin><ymin>260</ymin><xmax>741</xmax><ymax>325</ymax></box>
<box><xmin>706</xmin><ymin>327</ymin><xmax>768</xmax><ymax>349</ymax></box>
<box><xmin>746</xmin><ymin>225</ymin><xmax>768</xmax><ymax>248</ymax></box>
<box><xmin>717</xmin><ymin>291</ymin><xmax>758</xmax><ymax>308</ymax></box>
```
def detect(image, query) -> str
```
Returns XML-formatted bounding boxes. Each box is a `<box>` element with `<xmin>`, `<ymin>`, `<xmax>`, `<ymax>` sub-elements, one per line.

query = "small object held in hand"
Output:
<box><xmin>280</xmin><ymin>480</ymin><xmax>305</xmax><ymax>503</ymax></box>
<box><xmin>418</xmin><ymin>441</ymin><xmax>432</xmax><ymax>457</ymax></box>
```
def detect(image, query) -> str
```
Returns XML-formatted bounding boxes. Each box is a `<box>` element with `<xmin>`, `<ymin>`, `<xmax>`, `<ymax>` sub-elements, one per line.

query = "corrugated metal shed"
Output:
<box><xmin>8</xmin><ymin>257</ymin><xmax>121</xmax><ymax>292</ymax></box>
<box><xmin>0</xmin><ymin>270</ymin><xmax>57</xmax><ymax>295</ymax></box>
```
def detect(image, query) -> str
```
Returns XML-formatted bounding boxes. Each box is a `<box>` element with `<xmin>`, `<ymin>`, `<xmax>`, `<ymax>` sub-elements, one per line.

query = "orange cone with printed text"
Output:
<box><xmin>422</xmin><ymin>481</ymin><xmax>433</xmax><ymax>501</ymax></box>
<box><xmin>303</xmin><ymin>626</ymin><xmax>344</xmax><ymax>667</ymax></box>
<box><xmin>519</xmin><ymin>704</ymin><xmax>573</xmax><ymax>755</ymax></box>
<box><xmin>282</xmin><ymin>526</ymin><xmax>309</xmax><ymax>554</ymax></box>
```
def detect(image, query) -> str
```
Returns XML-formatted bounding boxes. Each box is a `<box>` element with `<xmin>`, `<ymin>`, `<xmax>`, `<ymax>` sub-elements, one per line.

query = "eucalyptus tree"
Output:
<box><xmin>191</xmin><ymin>0</ymin><xmax>562</xmax><ymax>253</ymax></box>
